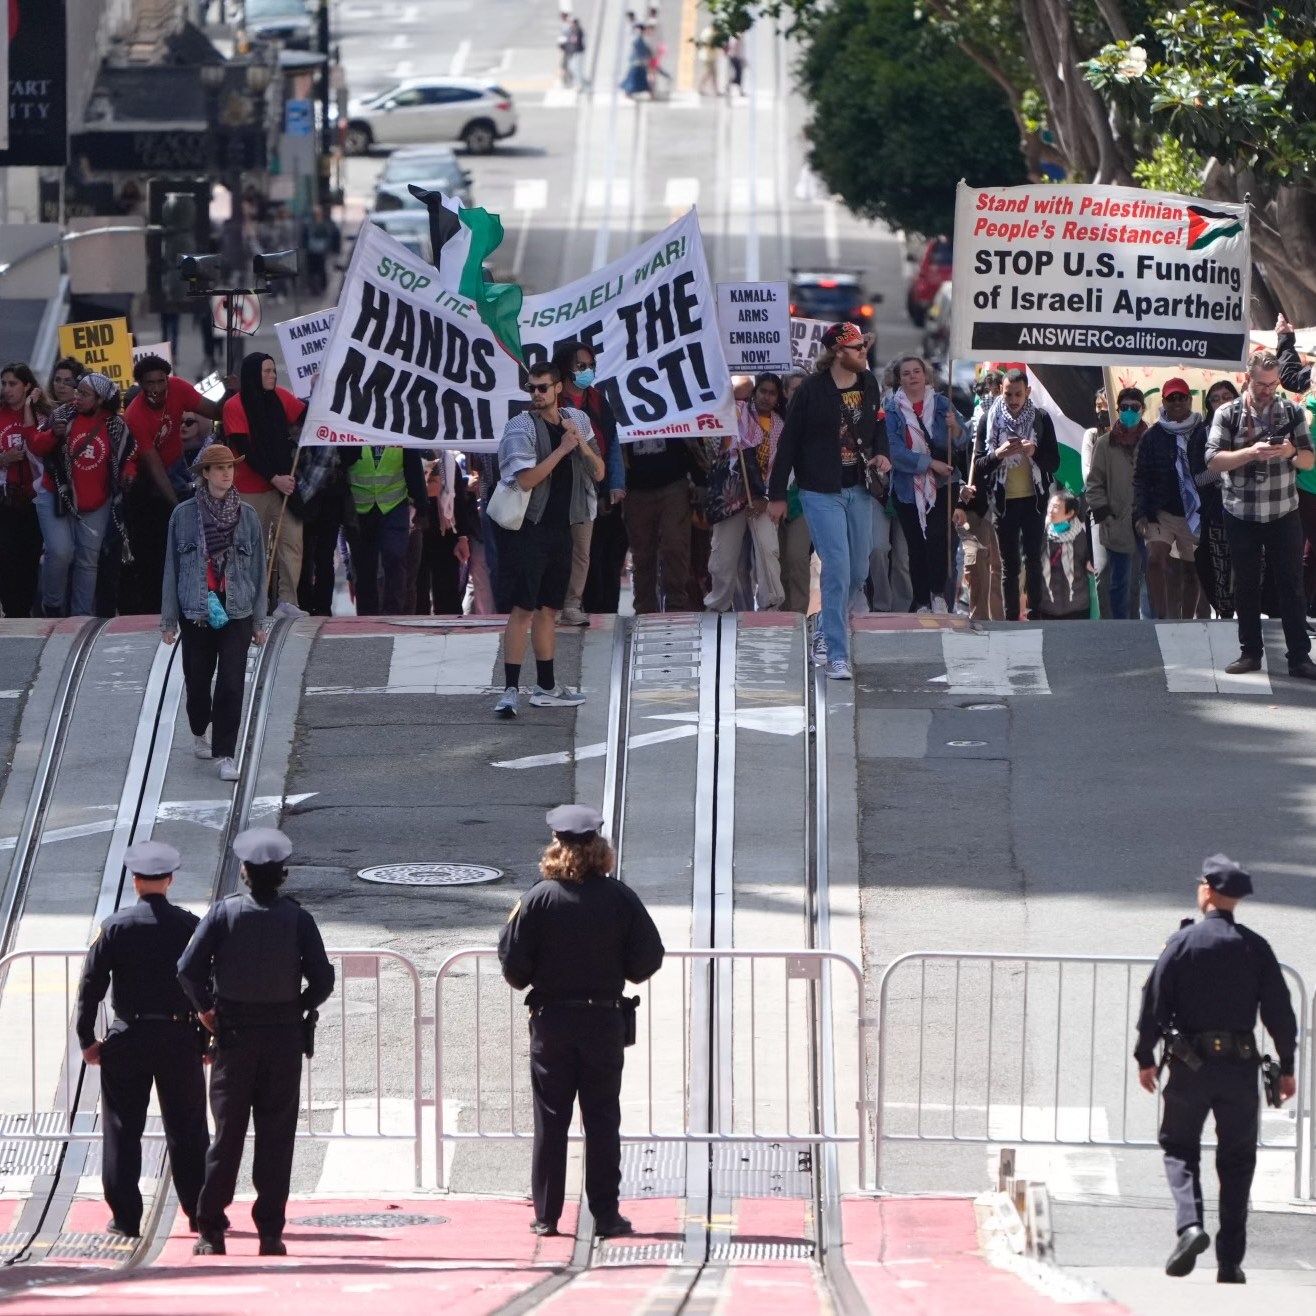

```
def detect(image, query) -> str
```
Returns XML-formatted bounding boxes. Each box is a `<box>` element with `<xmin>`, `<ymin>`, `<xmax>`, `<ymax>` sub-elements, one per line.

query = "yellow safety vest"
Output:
<box><xmin>350</xmin><ymin>447</ymin><xmax>407</xmax><ymax>516</ymax></box>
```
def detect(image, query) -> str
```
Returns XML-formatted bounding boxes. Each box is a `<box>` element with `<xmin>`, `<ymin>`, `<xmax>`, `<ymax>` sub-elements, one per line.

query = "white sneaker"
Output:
<box><xmin>811</xmin><ymin>631</ymin><xmax>827</xmax><ymax>666</ymax></box>
<box><xmin>494</xmin><ymin>687</ymin><xmax>519</xmax><ymax>718</ymax></box>
<box><xmin>193</xmin><ymin>734</ymin><xmax>210</xmax><ymax>760</ymax></box>
<box><xmin>915</xmin><ymin>606</ymin><xmax>932</xmax><ymax>616</ymax></box>
<box><xmin>825</xmin><ymin>658</ymin><xmax>853</xmax><ymax>681</ymax></box>
<box><xmin>274</xmin><ymin>601</ymin><xmax>307</xmax><ymax>620</ymax></box>
<box><xmin>931</xmin><ymin>597</ymin><xmax>949</xmax><ymax>615</ymax></box>
<box><xmin>558</xmin><ymin>607</ymin><xmax>589</xmax><ymax>626</ymax></box>
<box><xmin>216</xmin><ymin>757</ymin><xmax>240</xmax><ymax>782</ymax></box>
<box><xmin>530</xmin><ymin>684</ymin><xmax>587</xmax><ymax>707</ymax></box>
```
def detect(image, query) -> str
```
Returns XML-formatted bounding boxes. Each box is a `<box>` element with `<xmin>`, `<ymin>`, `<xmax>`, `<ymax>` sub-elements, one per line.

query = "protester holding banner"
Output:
<box><xmin>974</xmin><ymin>369</ymin><xmax>1061</xmax><ymax>621</ymax></box>
<box><xmin>492</xmin><ymin>364</ymin><xmax>603</xmax><ymax>717</ymax></box>
<box><xmin>1086</xmin><ymin>388</ymin><xmax>1146</xmax><ymax>621</ymax></box>
<box><xmin>414</xmin><ymin>454</ymin><xmax>475</xmax><ymax>615</ymax></box>
<box><xmin>223</xmin><ymin>354</ymin><xmax>307</xmax><ymax>618</ymax></box>
<box><xmin>705</xmin><ymin>374</ymin><xmax>786</xmax><ymax>613</ymax></box>
<box><xmin>885</xmin><ymin>354</ymin><xmax>969</xmax><ymax>617</ymax></box>
<box><xmin>343</xmin><ymin>444</ymin><xmax>428</xmax><ymax>616</ymax></box>
<box><xmin>1206</xmin><ymin>351</ymin><xmax>1316</xmax><ymax>680</ymax></box>
<box><xmin>767</xmin><ymin>323</ymin><xmax>889</xmax><ymax>679</ymax></box>
<box><xmin>552</xmin><ymin>342</ymin><xmax>627</xmax><ymax>623</ymax></box>
<box><xmin>121</xmin><ymin>357</ymin><xmax>223</xmax><ymax>616</ymax></box>
<box><xmin>28</xmin><ymin>374</ymin><xmax>137</xmax><ymax>619</ymax></box>
<box><xmin>1188</xmin><ymin>380</ymin><xmax>1238</xmax><ymax>620</ymax></box>
<box><xmin>623</xmin><ymin>439</ymin><xmax>696</xmax><ymax>615</ymax></box>
<box><xmin>0</xmin><ymin>363</ymin><xmax>46</xmax><ymax>619</ymax></box>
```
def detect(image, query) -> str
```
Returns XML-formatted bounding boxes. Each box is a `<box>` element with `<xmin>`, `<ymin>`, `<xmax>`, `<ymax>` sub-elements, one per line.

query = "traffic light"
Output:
<box><xmin>146</xmin><ymin>177</ymin><xmax>208</xmax><ymax>313</ymax></box>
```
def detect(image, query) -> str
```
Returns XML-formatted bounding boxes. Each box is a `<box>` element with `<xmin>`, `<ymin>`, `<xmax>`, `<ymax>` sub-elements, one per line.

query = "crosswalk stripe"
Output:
<box><xmin>1155</xmin><ymin>621</ymin><xmax>1271</xmax><ymax>694</ymax></box>
<box><xmin>941</xmin><ymin>631</ymin><xmax>1051</xmax><ymax>697</ymax></box>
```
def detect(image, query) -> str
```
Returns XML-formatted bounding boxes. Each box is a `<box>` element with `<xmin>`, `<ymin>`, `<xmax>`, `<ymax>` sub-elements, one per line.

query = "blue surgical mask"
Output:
<box><xmin>1051</xmin><ymin>520</ymin><xmax>1071</xmax><ymax>534</ymax></box>
<box><xmin>1118</xmin><ymin>407</ymin><xmax>1141</xmax><ymax>429</ymax></box>
<box><xmin>573</xmin><ymin>368</ymin><xmax>595</xmax><ymax>389</ymax></box>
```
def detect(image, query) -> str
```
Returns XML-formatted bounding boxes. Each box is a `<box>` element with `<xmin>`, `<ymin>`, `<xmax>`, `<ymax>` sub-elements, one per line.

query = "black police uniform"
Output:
<box><xmin>177</xmin><ymin>889</ymin><xmax>334</xmax><ymax>1242</ymax></box>
<box><xmin>76</xmin><ymin>892</ymin><xmax>210</xmax><ymax>1235</ymax></box>
<box><xmin>1135</xmin><ymin>909</ymin><xmax>1297</xmax><ymax>1271</ymax></box>
<box><xmin>498</xmin><ymin>870</ymin><xmax>664</xmax><ymax>1229</ymax></box>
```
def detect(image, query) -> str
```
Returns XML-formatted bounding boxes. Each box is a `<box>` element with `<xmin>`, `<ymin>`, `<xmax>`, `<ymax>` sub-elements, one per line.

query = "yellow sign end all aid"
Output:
<box><xmin>58</xmin><ymin>317</ymin><xmax>136</xmax><ymax>392</ymax></box>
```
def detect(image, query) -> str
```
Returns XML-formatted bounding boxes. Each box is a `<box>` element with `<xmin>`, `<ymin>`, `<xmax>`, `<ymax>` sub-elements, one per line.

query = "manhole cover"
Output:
<box><xmin>356</xmin><ymin>864</ymin><xmax>503</xmax><ymax>886</ymax></box>
<box><xmin>296</xmin><ymin>1213</ymin><xmax>449</xmax><ymax>1228</ymax></box>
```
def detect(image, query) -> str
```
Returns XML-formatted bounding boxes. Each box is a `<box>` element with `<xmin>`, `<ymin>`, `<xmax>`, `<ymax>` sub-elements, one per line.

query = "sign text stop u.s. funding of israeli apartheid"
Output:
<box><xmin>302</xmin><ymin>210</ymin><xmax>736</xmax><ymax>451</ymax></box>
<box><xmin>949</xmin><ymin>182</ymin><xmax>1251</xmax><ymax>370</ymax></box>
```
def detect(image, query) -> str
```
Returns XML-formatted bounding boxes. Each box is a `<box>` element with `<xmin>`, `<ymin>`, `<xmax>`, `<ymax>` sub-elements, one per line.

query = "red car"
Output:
<box><xmin>907</xmin><ymin>237</ymin><xmax>952</xmax><ymax>327</ymax></box>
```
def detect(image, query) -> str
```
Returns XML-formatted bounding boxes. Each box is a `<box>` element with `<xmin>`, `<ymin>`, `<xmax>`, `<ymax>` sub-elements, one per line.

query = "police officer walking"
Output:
<box><xmin>75</xmin><ymin>840</ymin><xmax>211</xmax><ymax>1239</ymax></box>
<box><xmin>498</xmin><ymin>804</ymin><xmax>664</xmax><ymax>1239</ymax></box>
<box><xmin>1134</xmin><ymin>854</ymin><xmax>1298</xmax><ymax>1283</ymax></box>
<box><xmin>177</xmin><ymin>828</ymin><xmax>335</xmax><ymax>1257</ymax></box>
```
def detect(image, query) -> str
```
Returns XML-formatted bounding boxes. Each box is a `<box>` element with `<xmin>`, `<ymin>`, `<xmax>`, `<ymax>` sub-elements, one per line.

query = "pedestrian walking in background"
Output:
<box><xmin>767</xmin><ymin>322</ymin><xmax>890</xmax><ymax>679</ymax></box>
<box><xmin>553</xmin><ymin>341</ymin><xmax>626</xmax><ymax>623</ymax></box>
<box><xmin>121</xmin><ymin>356</ymin><xmax>222</xmax><ymax>615</ymax></box>
<box><xmin>1134</xmin><ymin>377</ymin><xmax>1205</xmax><ymax>619</ymax></box>
<box><xmin>974</xmin><ymin>367</ymin><xmax>1060</xmax><ymax>620</ymax></box>
<box><xmin>725</xmin><ymin>32</ymin><xmax>746</xmax><ymax>96</ymax></box>
<box><xmin>343</xmin><ymin>443</ymin><xmax>428</xmax><ymax>615</ymax></box>
<box><xmin>492</xmin><ymin>363</ymin><xmax>603</xmax><ymax>718</ymax></box>
<box><xmin>161</xmin><ymin>444</ymin><xmax>267</xmax><ymax>783</ymax></box>
<box><xmin>499</xmin><ymin>804</ymin><xmax>664</xmax><ymax>1240</ymax></box>
<box><xmin>29</xmin><ymin>373</ymin><xmax>137</xmax><ymax>619</ymax></box>
<box><xmin>180</xmin><ymin>828</ymin><xmax>335</xmax><ymax>1258</ymax></box>
<box><xmin>567</xmin><ymin>17</ymin><xmax>587</xmax><ymax>89</ymax></box>
<box><xmin>1135</xmin><ymin>854</ymin><xmax>1297</xmax><ymax>1283</ymax></box>
<box><xmin>1085</xmin><ymin>386</ymin><xmax>1144</xmax><ymax>620</ymax></box>
<box><xmin>621</xmin><ymin>24</ymin><xmax>653</xmax><ymax>97</ymax></box>
<box><xmin>694</xmin><ymin>23</ymin><xmax>720</xmax><ymax>95</ymax></box>
<box><xmin>300</xmin><ymin>205</ymin><xmax>340</xmax><ymax>300</ymax></box>
<box><xmin>76</xmin><ymin>840</ymin><xmax>209</xmax><ymax>1240</ymax></box>
<box><xmin>885</xmin><ymin>353</ymin><xmax>968</xmax><ymax>615</ymax></box>
<box><xmin>1189</xmin><ymin>380</ymin><xmax>1239</xmax><ymax>620</ymax></box>
<box><xmin>705</xmin><ymin>373</ymin><xmax>785</xmax><ymax>612</ymax></box>
<box><xmin>1206</xmin><ymin>349</ymin><xmax>1316</xmax><ymax>679</ymax></box>
<box><xmin>0</xmin><ymin>363</ymin><xmax>45</xmax><ymax>619</ymax></box>
<box><xmin>222</xmin><ymin>353</ymin><xmax>307</xmax><ymax>617</ymax></box>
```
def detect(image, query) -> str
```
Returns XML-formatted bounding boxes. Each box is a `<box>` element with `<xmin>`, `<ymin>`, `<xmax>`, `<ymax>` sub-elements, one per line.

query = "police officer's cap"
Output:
<box><xmin>1200</xmin><ymin>853</ymin><xmax>1253</xmax><ymax>898</ymax></box>
<box><xmin>123</xmin><ymin>839</ymin><xmax>180</xmax><ymax>877</ymax></box>
<box><xmin>546</xmin><ymin>804</ymin><xmax>605</xmax><ymax>841</ymax></box>
<box><xmin>233</xmin><ymin>827</ymin><xmax>293</xmax><ymax>865</ymax></box>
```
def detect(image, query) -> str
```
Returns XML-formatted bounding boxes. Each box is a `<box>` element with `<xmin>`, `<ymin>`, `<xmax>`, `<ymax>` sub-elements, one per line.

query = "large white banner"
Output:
<box><xmin>949</xmin><ymin>182</ymin><xmax>1250</xmax><ymax>370</ymax></box>
<box><xmin>302</xmin><ymin>210</ymin><xmax>735</xmax><ymax>450</ymax></box>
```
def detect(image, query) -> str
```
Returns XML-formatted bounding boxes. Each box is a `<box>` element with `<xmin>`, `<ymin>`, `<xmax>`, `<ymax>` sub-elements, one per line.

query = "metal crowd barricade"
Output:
<box><xmin>874</xmin><ymin>952</ymin><xmax>1311</xmax><ymax>1200</ymax></box>
<box><xmin>433</xmin><ymin>946</ymin><xmax>873</xmax><ymax>1189</ymax></box>
<box><xmin>0</xmin><ymin>947</ymin><xmax>425</xmax><ymax>1188</ymax></box>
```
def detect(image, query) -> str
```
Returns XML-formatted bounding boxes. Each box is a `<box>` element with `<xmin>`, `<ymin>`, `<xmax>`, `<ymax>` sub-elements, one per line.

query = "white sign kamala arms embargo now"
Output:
<box><xmin>717</xmin><ymin>281</ymin><xmax>791</xmax><ymax>373</ymax></box>
<box><xmin>302</xmin><ymin>209</ymin><xmax>736</xmax><ymax>450</ymax></box>
<box><xmin>948</xmin><ymin>182</ymin><xmax>1251</xmax><ymax>370</ymax></box>
<box><xmin>276</xmin><ymin>308</ymin><xmax>338</xmax><ymax>400</ymax></box>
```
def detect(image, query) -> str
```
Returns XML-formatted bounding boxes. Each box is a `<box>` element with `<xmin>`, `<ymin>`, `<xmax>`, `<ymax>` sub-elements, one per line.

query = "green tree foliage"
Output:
<box><xmin>796</xmin><ymin>0</ymin><xmax>1027</xmax><ymax>236</ymax></box>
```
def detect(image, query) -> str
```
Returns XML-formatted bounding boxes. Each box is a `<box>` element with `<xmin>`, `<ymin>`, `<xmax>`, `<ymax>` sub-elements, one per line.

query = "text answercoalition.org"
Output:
<box><xmin>971</xmin><ymin>324</ymin><xmax>1233</xmax><ymax>360</ymax></box>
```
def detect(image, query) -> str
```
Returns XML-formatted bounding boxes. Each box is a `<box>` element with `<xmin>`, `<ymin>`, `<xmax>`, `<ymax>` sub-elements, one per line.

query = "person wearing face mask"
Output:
<box><xmin>552</xmin><ymin>342</ymin><xmax>626</xmax><ymax>623</ymax></box>
<box><xmin>1037</xmin><ymin>491</ymin><xmax>1093</xmax><ymax>620</ymax></box>
<box><xmin>1080</xmin><ymin>389</ymin><xmax>1111</xmax><ymax>615</ymax></box>
<box><xmin>1086</xmin><ymin>387</ymin><xmax>1146</xmax><ymax>621</ymax></box>
<box><xmin>1206</xmin><ymin>350</ymin><xmax>1316</xmax><ymax>679</ymax></box>
<box><xmin>1135</xmin><ymin>378</ymin><xmax>1209</xmax><ymax>619</ymax></box>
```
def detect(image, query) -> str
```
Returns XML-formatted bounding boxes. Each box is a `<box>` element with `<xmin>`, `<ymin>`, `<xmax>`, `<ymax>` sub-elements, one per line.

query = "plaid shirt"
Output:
<box><xmin>1205</xmin><ymin>395</ymin><xmax>1313</xmax><ymax>522</ymax></box>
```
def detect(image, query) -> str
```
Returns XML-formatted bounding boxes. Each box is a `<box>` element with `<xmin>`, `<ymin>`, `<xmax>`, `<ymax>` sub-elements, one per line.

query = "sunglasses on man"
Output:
<box><xmin>527</xmin><ymin>382</ymin><xmax>556</xmax><ymax>394</ymax></box>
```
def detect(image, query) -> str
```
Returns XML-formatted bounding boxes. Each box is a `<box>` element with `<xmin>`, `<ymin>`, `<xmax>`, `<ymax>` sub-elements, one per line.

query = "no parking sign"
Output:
<box><xmin>211</xmin><ymin>293</ymin><xmax>262</xmax><ymax>336</ymax></box>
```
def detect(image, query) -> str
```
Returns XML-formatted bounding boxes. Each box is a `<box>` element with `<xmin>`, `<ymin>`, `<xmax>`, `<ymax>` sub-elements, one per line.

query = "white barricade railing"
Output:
<box><xmin>875</xmin><ymin>952</ymin><xmax>1311</xmax><ymax>1200</ymax></box>
<box><xmin>0</xmin><ymin>947</ymin><xmax>425</xmax><ymax>1188</ymax></box>
<box><xmin>433</xmin><ymin>947</ymin><xmax>873</xmax><ymax>1190</ymax></box>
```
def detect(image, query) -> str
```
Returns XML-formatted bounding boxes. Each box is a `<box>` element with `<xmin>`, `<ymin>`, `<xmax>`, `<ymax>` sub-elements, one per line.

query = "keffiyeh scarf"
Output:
<box><xmin>894</xmin><ymin>388</ymin><xmax>938</xmax><ymax>534</ymax></box>
<box><xmin>195</xmin><ymin>484</ymin><xmax>242</xmax><ymax>576</ymax></box>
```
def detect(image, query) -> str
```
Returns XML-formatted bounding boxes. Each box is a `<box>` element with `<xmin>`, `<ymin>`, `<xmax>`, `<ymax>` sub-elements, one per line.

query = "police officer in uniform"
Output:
<box><xmin>178</xmin><ymin>827</ymin><xmax>335</xmax><ymax>1257</ymax></box>
<box><xmin>1135</xmin><ymin>854</ymin><xmax>1298</xmax><ymax>1283</ymax></box>
<box><xmin>498</xmin><ymin>804</ymin><xmax>664</xmax><ymax>1239</ymax></box>
<box><xmin>75</xmin><ymin>840</ymin><xmax>210</xmax><ymax>1239</ymax></box>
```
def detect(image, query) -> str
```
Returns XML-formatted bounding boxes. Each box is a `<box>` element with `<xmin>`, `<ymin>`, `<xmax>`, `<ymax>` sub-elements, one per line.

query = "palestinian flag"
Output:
<box><xmin>1186</xmin><ymin>205</ymin><xmax>1243</xmax><ymax>251</ymax></box>
<box><xmin>408</xmin><ymin>186</ymin><xmax>525</xmax><ymax>363</ymax></box>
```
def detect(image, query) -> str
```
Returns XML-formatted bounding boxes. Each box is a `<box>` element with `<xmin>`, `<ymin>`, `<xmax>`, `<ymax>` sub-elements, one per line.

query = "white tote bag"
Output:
<box><xmin>487</xmin><ymin>478</ymin><xmax>531</xmax><ymax>531</ymax></box>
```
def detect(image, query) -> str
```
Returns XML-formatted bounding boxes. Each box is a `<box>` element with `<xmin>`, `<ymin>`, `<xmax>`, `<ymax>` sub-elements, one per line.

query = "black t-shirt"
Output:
<box><xmin>542</xmin><ymin>422</ymin><xmax>573</xmax><ymax>528</ymax></box>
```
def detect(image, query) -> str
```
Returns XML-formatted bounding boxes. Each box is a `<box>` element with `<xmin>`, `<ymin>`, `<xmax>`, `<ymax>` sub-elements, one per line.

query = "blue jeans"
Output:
<box><xmin>41</xmin><ymin>502</ymin><xmax>111</xmax><ymax>616</ymax></box>
<box><xmin>1106</xmin><ymin>549</ymin><xmax>1133</xmax><ymax>619</ymax></box>
<box><xmin>33</xmin><ymin>487</ymin><xmax>69</xmax><ymax>615</ymax></box>
<box><xmin>799</xmin><ymin>486</ymin><xmax>873</xmax><ymax>664</ymax></box>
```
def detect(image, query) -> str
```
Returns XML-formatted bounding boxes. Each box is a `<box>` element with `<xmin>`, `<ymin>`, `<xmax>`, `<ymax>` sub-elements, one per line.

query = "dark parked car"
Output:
<box><xmin>788</xmin><ymin>270</ymin><xmax>881</xmax><ymax>363</ymax></box>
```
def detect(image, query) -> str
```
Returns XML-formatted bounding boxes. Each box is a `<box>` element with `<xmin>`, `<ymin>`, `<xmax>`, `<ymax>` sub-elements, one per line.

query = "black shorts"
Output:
<box><xmin>499</xmin><ymin>518</ymin><xmax>573</xmax><ymax>612</ymax></box>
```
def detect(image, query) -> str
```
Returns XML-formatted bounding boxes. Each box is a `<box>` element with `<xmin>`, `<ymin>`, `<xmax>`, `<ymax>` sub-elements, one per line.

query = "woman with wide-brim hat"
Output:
<box><xmin>161</xmin><ymin>444</ymin><xmax>267</xmax><ymax>782</ymax></box>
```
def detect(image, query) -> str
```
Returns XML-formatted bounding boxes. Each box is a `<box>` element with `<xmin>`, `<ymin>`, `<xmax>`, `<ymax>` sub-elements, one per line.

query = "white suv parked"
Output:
<box><xmin>344</xmin><ymin>79</ymin><xmax>518</xmax><ymax>156</ymax></box>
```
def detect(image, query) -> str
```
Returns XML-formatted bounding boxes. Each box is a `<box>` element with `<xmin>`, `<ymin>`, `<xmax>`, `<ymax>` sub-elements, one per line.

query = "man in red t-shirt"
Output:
<box><xmin>121</xmin><ymin>356</ymin><xmax>223</xmax><ymax>615</ymax></box>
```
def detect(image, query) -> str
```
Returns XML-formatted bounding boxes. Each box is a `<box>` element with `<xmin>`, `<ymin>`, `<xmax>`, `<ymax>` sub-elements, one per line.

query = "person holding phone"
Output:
<box><xmin>1206</xmin><ymin>349</ymin><xmax>1316</xmax><ymax>679</ymax></box>
<box><xmin>0</xmin><ymin>363</ymin><xmax>46</xmax><ymax>618</ymax></box>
